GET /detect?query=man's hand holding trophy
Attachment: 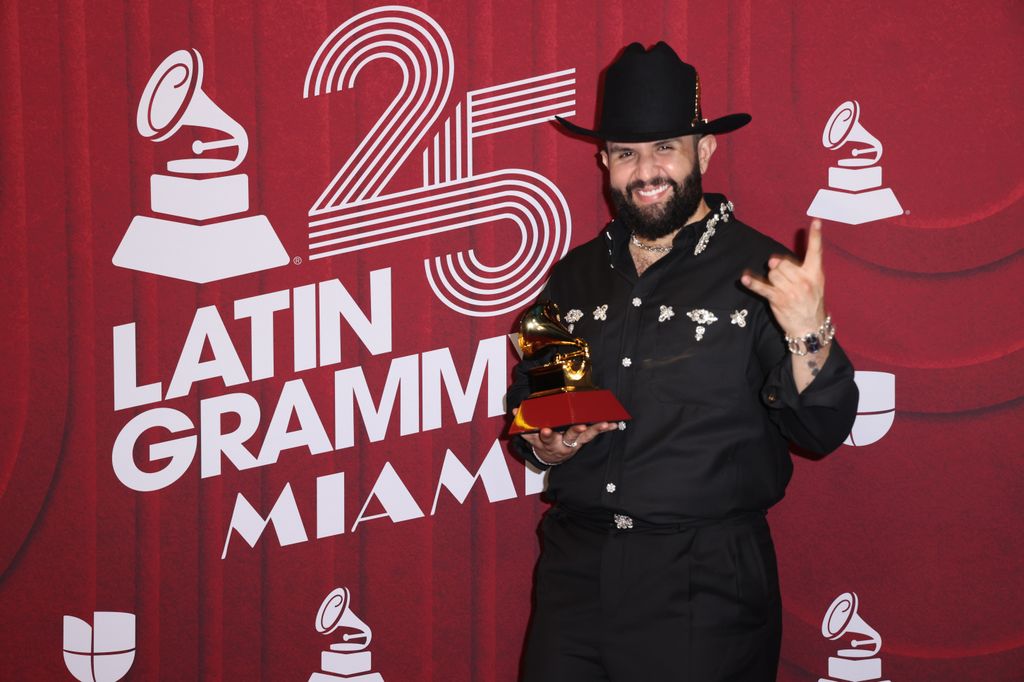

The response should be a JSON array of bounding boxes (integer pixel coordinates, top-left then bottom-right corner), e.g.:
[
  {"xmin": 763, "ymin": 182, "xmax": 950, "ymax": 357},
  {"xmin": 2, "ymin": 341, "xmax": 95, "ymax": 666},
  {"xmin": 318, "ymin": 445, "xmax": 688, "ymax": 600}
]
[{"xmin": 510, "ymin": 301, "xmax": 629, "ymax": 465}]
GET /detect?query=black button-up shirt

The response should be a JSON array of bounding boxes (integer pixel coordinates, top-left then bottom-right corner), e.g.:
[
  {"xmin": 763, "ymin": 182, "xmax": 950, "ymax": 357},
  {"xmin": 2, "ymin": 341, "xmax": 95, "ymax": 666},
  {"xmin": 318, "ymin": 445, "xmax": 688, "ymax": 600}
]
[{"xmin": 506, "ymin": 195, "xmax": 859, "ymax": 523}]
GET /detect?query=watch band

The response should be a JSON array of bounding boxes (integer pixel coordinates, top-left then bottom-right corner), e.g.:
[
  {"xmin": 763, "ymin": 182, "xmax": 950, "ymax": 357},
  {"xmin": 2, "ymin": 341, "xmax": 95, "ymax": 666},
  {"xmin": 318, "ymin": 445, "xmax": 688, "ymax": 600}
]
[{"xmin": 785, "ymin": 315, "xmax": 835, "ymax": 356}]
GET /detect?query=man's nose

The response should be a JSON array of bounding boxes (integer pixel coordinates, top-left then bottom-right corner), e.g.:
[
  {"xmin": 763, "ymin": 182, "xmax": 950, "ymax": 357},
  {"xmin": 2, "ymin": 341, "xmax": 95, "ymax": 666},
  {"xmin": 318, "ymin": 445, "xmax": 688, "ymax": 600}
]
[{"xmin": 634, "ymin": 150, "xmax": 659, "ymax": 183}]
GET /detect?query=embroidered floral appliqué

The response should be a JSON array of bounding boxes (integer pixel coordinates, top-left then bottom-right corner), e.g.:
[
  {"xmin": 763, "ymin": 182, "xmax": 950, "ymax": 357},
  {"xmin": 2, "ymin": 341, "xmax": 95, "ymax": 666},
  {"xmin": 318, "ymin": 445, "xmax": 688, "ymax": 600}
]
[
  {"xmin": 687, "ymin": 308, "xmax": 718, "ymax": 341},
  {"xmin": 593, "ymin": 304, "xmax": 608, "ymax": 321},
  {"xmin": 564, "ymin": 308, "xmax": 583, "ymax": 324},
  {"xmin": 658, "ymin": 305, "xmax": 675, "ymax": 323},
  {"xmin": 730, "ymin": 309, "xmax": 748, "ymax": 328},
  {"xmin": 687, "ymin": 308, "xmax": 718, "ymax": 325}
]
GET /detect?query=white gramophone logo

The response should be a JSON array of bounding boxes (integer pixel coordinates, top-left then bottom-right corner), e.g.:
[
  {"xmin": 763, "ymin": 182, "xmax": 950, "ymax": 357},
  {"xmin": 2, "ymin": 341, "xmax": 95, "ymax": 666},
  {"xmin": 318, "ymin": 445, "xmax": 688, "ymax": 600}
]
[
  {"xmin": 62, "ymin": 611, "xmax": 136, "ymax": 682},
  {"xmin": 807, "ymin": 101, "xmax": 903, "ymax": 225},
  {"xmin": 844, "ymin": 371, "xmax": 896, "ymax": 447},
  {"xmin": 819, "ymin": 592, "xmax": 890, "ymax": 682},
  {"xmin": 309, "ymin": 587, "xmax": 384, "ymax": 682},
  {"xmin": 113, "ymin": 48, "xmax": 289, "ymax": 283}
]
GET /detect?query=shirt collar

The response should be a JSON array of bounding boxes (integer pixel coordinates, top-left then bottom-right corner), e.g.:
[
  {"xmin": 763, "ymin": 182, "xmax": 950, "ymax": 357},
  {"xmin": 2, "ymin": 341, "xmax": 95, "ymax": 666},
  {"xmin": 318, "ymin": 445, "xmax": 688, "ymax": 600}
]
[{"xmin": 604, "ymin": 193, "xmax": 732, "ymax": 259}]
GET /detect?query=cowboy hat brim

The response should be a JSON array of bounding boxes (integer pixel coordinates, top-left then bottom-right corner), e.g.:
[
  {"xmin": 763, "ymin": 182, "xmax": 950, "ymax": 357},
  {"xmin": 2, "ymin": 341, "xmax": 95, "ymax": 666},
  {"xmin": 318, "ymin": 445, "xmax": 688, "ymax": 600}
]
[{"xmin": 554, "ymin": 113, "xmax": 751, "ymax": 142}]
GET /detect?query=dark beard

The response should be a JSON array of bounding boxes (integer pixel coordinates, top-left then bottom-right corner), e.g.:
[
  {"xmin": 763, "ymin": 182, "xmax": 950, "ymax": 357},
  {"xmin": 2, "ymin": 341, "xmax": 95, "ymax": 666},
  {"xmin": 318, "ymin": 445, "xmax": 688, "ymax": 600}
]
[{"xmin": 610, "ymin": 164, "xmax": 703, "ymax": 240}]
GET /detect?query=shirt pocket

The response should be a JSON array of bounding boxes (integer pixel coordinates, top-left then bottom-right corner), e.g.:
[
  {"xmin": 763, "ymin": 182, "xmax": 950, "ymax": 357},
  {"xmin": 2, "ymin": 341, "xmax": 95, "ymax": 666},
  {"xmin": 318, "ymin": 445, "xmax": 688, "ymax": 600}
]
[{"xmin": 649, "ymin": 306, "xmax": 749, "ymax": 403}]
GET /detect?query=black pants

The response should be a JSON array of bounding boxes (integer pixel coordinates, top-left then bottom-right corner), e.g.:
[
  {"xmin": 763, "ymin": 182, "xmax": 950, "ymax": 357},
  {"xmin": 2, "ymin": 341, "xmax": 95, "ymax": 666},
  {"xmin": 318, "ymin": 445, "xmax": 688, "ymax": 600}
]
[{"xmin": 521, "ymin": 508, "xmax": 782, "ymax": 682}]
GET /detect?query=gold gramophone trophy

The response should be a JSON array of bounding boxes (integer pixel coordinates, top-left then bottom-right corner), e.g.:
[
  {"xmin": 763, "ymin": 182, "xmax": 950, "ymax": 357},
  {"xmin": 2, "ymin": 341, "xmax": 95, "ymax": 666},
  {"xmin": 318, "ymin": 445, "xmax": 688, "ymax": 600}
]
[{"xmin": 509, "ymin": 301, "xmax": 630, "ymax": 434}]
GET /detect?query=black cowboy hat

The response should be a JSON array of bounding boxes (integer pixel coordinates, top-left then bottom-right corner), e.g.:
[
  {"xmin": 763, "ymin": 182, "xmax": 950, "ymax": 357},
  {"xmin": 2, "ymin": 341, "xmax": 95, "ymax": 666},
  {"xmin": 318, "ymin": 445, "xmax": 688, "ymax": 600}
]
[{"xmin": 555, "ymin": 42, "xmax": 750, "ymax": 142}]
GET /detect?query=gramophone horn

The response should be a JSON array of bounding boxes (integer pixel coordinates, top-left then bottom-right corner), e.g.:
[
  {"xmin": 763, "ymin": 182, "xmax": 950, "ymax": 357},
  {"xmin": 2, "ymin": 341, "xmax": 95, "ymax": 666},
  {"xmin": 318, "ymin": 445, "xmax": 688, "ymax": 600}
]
[
  {"xmin": 136, "ymin": 48, "xmax": 248, "ymax": 174},
  {"xmin": 821, "ymin": 592, "xmax": 882, "ymax": 658},
  {"xmin": 822, "ymin": 100, "xmax": 883, "ymax": 168},
  {"xmin": 315, "ymin": 587, "xmax": 373, "ymax": 651},
  {"xmin": 519, "ymin": 301, "xmax": 588, "ymax": 358}
]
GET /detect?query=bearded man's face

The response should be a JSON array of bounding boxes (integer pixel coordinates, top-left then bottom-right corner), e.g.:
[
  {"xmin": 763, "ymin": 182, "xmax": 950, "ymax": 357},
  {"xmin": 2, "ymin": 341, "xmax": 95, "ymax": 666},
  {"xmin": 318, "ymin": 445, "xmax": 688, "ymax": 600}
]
[{"xmin": 603, "ymin": 136, "xmax": 704, "ymax": 240}]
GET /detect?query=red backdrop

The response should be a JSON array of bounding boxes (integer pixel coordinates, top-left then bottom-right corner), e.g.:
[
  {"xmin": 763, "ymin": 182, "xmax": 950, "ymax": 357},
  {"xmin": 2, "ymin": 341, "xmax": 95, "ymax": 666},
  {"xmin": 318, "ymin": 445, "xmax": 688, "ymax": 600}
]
[{"xmin": 1, "ymin": 1, "xmax": 1022, "ymax": 680}]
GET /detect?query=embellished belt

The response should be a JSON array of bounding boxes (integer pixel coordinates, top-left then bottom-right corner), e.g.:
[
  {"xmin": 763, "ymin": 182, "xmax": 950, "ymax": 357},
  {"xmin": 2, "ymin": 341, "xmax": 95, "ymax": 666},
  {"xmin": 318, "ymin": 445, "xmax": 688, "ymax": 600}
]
[{"xmin": 551, "ymin": 505, "xmax": 766, "ymax": 534}]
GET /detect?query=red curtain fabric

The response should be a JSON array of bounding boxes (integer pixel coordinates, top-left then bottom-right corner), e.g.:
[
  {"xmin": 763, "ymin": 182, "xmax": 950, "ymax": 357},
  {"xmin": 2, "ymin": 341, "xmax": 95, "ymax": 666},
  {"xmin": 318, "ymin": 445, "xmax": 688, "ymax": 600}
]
[{"xmin": 1, "ymin": 1, "xmax": 1021, "ymax": 680}]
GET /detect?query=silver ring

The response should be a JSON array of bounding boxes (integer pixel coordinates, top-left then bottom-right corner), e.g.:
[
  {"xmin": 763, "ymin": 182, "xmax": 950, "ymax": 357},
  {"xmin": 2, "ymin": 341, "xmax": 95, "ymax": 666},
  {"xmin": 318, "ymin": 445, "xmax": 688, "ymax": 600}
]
[{"xmin": 561, "ymin": 438, "xmax": 579, "ymax": 449}]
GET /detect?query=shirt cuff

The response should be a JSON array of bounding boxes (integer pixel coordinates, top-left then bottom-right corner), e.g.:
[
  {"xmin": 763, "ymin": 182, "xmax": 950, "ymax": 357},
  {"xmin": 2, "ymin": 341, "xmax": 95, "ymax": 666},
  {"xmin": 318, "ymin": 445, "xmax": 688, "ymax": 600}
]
[{"xmin": 761, "ymin": 339, "xmax": 856, "ymax": 411}]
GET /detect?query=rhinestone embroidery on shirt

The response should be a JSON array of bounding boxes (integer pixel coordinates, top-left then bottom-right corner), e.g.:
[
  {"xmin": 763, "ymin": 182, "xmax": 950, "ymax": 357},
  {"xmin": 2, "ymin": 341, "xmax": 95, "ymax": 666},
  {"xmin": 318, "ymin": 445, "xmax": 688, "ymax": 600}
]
[
  {"xmin": 658, "ymin": 305, "xmax": 675, "ymax": 322},
  {"xmin": 694, "ymin": 200, "xmax": 734, "ymax": 256},
  {"xmin": 606, "ymin": 483, "xmax": 616, "ymax": 493},
  {"xmin": 730, "ymin": 309, "xmax": 748, "ymax": 327},
  {"xmin": 593, "ymin": 304, "xmax": 608, "ymax": 321},
  {"xmin": 687, "ymin": 309, "xmax": 718, "ymax": 341},
  {"xmin": 632, "ymin": 297, "xmax": 642, "ymax": 307},
  {"xmin": 687, "ymin": 309, "xmax": 718, "ymax": 324},
  {"xmin": 564, "ymin": 309, "xmax": 583, "ymax": 324},
  {"xmin": 622, "ymin": 357, "xmax": 632, "ymax": 367}
]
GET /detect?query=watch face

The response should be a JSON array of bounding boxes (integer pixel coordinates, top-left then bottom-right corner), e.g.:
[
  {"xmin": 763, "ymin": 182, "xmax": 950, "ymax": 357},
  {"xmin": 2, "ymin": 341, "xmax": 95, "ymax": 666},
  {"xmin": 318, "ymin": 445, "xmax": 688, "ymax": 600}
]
[{"xmin": 805, "ymin": 334, "xmax": 822, "ymax": 354}]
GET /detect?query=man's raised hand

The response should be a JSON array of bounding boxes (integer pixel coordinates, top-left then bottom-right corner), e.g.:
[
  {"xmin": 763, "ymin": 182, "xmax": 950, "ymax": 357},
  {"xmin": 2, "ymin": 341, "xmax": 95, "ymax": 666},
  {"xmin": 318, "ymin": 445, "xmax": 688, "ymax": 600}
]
[{"xmin": 740, "ymin": 219, "xmax": 827, "ymax": 337}]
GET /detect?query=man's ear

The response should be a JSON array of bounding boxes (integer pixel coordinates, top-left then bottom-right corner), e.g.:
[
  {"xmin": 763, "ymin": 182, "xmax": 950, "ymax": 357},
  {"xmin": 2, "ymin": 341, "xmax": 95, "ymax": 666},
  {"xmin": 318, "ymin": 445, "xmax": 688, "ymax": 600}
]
[
  {"xmin": 600, "ymin": 148, "xmax": 609, "ymax": 169},
  {"xmin": 697, "ymin": 134, "xmax": 717, "ymax": 174}
]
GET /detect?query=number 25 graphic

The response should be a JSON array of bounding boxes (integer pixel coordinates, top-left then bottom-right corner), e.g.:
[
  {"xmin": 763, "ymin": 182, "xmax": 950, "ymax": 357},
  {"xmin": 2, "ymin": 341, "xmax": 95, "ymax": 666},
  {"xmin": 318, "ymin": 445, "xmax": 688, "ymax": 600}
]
[{"xmin": 304, "ymin": 5, "xmax": 575, "ymax": 317}]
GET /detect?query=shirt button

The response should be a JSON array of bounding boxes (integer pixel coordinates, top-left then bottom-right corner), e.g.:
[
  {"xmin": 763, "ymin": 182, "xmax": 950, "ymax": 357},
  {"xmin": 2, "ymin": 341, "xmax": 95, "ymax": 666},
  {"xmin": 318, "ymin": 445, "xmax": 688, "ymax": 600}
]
[
  {"xmin": 766, "ymin": 391, "xmax": 778, "ymax": 403},
  {"xmin": 618, "ymin": 421, "xmax": 627, "ymax": 430},
  {"xmin": 606, "ymin": 483, "xmax": 616, "ymax": 493},
  {"xmin": 621, "ymin": 357, "xmax": 632, "ymax": 367},
  {"xmin": 632, "ymin": 297, "xmax": 642, "ymax": 307}
]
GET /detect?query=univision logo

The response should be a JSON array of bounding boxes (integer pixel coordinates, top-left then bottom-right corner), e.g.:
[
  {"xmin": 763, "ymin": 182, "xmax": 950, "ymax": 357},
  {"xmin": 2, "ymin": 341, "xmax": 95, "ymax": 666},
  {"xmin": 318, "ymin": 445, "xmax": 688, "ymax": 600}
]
[
  {"xmin": 844, "ymin": 371, "xmax": 896, "ymax": 447},
  {"xmin": 63, "ymin": 612, "xmax": 136, "ymax": 682}
]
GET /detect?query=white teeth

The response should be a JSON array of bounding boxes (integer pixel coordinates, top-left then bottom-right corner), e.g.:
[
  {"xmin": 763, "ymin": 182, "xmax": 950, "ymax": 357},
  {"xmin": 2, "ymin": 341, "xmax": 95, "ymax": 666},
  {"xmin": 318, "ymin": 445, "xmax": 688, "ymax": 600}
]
[{"xmin": 637, "ymin": 184, "xmax": 669, "ymax": 198}]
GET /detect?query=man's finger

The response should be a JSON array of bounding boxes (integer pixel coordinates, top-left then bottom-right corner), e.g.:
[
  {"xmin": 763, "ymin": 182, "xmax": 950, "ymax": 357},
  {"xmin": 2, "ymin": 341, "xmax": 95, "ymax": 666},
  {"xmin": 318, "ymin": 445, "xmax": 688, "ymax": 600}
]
[
  {"xmin": 768, "ymin": 260, "xmax": 800, "ymax": 286},
  {"xmin": 772, "ymin": 256, "xmax": 802, "ymax": 275},
  {"xmin": 803, "ymin": 220, "xmax": 823, "ymax": 272},
  {"xmin": 579, "ymin": 421, "xmax": 614, "ymax": 442},
  {"xmin": 768, "ymin": 254, "xmax": 800, "ymax": 270},
  {"xmin": 740, "ymin": 271, "xmax": 776, "ymax": 301},
  {"xmin": 537, "ymin": 427, "xmax": 558, "ymax": 445},
  {"xmin": 526, "ymin": 421, "xmax": 609, "ymax": 449}
]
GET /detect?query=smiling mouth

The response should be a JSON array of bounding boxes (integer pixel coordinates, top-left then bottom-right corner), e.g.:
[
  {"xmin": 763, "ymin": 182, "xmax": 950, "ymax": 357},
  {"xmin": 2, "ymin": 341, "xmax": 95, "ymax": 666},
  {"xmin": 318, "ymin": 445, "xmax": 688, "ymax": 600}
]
[{"xmin": 634, "ymin": 184, "xmax": 670, "ymax": 200}]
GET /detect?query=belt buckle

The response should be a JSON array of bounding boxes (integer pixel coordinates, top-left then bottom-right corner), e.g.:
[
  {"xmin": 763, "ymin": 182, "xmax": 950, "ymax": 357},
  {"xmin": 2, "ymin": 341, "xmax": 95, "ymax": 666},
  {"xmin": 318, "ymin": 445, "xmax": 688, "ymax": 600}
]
[{"xmin": 613, "ymin": 514, "xmax": 634, "ymax": 530}]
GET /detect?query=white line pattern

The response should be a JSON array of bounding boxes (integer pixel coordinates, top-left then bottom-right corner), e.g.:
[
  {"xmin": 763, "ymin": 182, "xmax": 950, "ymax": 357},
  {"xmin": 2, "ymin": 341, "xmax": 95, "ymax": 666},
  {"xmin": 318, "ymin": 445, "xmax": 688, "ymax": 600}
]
[{"xmin": 304, "ymin": 5, "xmax": 575, "ymax": 317}]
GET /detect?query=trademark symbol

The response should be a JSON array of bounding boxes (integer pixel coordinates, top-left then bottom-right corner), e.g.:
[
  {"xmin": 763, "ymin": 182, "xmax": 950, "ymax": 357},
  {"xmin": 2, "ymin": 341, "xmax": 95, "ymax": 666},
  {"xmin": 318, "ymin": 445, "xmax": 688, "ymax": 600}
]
[{"xmin": 293, "ymin": 256, "xmax": 303, "ymax": 265}]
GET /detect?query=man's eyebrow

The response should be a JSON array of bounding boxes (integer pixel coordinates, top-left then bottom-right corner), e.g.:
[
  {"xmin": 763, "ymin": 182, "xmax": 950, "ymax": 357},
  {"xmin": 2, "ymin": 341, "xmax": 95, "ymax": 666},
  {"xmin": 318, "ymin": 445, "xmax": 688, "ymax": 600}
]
[{"xmin": 608, "ymin": 139, "xmax": 678, "ymax": 153}]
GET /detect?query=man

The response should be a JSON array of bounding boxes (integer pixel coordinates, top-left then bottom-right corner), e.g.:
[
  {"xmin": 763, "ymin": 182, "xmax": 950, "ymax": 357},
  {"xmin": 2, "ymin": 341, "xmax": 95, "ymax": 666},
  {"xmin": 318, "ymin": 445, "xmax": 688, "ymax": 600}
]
[{"xmin": 506, "ymin": 42, "xmax": 859, "ymax": 681}]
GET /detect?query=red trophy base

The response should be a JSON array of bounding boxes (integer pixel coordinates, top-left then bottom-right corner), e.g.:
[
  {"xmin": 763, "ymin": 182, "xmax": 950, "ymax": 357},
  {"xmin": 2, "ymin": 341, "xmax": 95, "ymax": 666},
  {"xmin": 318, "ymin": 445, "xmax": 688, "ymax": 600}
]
[{"xmin": 509, "ymin": 389, "xmax": 631, "ymax": 435}]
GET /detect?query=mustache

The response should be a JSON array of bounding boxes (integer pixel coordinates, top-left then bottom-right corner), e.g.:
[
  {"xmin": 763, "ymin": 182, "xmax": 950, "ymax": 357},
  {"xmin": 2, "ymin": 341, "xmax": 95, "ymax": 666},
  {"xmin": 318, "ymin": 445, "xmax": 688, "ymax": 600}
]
[{"xmin": 626, "ymin": 177, "xmax": 679, "ymax": 194}]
